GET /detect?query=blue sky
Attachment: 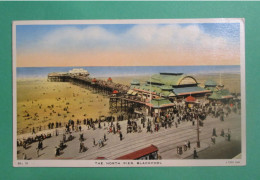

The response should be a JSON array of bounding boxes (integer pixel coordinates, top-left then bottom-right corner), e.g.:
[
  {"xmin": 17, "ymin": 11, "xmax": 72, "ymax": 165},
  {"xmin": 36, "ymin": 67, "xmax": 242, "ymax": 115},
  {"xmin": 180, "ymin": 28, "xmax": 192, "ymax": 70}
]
[
  {"xmin": 16, "ymin": 23, "xmax": 240, "ymax": 48},
  {"xmin": 15, "ymin": 22, "xmax": 241, "ymax": 67}
]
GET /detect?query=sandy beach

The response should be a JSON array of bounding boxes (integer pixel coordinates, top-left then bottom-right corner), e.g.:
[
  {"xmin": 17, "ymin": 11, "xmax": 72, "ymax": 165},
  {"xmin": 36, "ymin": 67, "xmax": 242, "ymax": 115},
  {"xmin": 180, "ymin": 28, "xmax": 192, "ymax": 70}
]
[{"xmin": 17, "ymin": 78, "xmax": 110, "ymax": 135}]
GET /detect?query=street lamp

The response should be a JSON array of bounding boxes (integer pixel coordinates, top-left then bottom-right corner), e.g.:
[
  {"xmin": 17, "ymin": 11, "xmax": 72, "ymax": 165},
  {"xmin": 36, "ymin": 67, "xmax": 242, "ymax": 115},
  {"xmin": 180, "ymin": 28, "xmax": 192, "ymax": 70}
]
[{"xmin": 197, "ymin": 114, "xmax": 200, "ymax": 148}]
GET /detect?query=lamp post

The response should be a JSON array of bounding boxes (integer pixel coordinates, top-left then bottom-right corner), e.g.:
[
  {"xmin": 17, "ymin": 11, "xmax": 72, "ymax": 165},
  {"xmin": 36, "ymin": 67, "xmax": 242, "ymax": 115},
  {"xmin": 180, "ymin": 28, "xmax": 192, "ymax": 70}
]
[{"xmin": 197, "ymin": 113, "xmax": 200, "ymax": 148}]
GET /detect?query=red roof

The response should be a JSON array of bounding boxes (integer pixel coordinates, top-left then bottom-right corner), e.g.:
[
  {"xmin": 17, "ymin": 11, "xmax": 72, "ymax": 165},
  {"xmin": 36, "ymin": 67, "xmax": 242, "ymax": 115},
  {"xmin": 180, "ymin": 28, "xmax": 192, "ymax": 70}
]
[
  {"xmin": 185, "ymin": 95, "xmax": 196, "ymax": 102},
  {"xmin": 92, "ymin": 78, "xmax": 97, "ymax": 82},
  {"xmin": 113, "ymin": 90, "xmax": 119, "ymax": 94},
  {"xmin": 107, "ymin": 77, "xmax": 112, "ymax": 81},
  {"xmin": 115, "ymin": 145, "xmax": 158, "ymax": 160},
  {"xmin": 95, "ymin": 157, "xmax": 106, "ymax": 160}
]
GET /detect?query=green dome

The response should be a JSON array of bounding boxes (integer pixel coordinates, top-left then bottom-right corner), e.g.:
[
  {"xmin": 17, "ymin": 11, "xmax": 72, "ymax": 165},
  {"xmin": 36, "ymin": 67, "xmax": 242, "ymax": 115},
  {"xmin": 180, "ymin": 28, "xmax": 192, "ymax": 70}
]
[
  {"xmin": 205, "ymin": 80, "xmax": 217, "ymax": 87},
  {"xmin": 131, "ymin": 79, "xmax": 140, "ymax": 85},
  {"xmin": 160, "ymin": 85, "xmax": 173, "ymax": 90}
]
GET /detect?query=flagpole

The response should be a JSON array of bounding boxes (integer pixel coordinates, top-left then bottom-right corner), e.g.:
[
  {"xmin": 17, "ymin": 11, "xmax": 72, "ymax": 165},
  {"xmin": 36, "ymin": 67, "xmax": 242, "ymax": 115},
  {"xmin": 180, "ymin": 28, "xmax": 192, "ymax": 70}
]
[{"xmin": 150, "ymin": 75, "xmax": 152, "ymax": 117}]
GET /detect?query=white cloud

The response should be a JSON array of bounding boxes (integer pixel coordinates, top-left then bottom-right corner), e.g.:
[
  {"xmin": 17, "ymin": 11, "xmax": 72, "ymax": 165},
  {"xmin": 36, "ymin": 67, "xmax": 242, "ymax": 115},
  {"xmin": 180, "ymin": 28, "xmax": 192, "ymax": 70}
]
[{"xmin": 20, "ymin": 24, "xmax": 239, "ymax": 54}]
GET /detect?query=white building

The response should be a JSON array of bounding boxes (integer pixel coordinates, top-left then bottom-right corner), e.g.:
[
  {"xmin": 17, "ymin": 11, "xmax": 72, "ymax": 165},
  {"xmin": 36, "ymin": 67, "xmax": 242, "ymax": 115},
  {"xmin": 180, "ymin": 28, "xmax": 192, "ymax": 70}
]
[{"xmin": 69, "ymin": 68, "xmax": 89, "ymax": 76}]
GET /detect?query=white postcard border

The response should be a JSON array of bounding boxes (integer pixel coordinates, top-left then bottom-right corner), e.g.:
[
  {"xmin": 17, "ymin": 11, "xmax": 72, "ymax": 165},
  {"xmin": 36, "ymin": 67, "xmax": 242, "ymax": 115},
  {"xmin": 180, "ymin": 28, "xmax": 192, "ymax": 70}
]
[{"xmin": 12, "ymin": 18, "xmax": 246, "ymax": 167}]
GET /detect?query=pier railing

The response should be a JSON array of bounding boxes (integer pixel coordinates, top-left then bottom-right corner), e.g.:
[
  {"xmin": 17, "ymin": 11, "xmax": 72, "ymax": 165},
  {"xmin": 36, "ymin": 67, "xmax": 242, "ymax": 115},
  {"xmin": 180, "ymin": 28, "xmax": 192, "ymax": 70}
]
[{"xmin": 47, "ymin": 73, "xmax": 130, "ymax": 94}]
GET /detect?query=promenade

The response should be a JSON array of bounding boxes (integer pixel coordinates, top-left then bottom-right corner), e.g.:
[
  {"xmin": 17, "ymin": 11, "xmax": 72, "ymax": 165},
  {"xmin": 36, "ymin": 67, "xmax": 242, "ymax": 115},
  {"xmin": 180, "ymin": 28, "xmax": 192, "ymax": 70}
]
[{"xmin": 17, "ymin": 112, "xmax": 241, "ymax": 160}]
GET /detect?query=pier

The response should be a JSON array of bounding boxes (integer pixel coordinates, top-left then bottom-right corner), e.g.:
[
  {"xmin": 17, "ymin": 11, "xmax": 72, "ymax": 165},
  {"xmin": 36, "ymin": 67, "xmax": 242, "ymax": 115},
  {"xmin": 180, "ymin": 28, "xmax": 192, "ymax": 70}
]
[
  {"xmin": 47, "ymin": 69, "xmax": 139, "ymax": 114},
  {"xmin": 48, "ymin": 71, "xmax": 129, "ymax": 95},
  {"xmin": 47, "ymin": 72, "xmax": 149, "ymax": 115}
]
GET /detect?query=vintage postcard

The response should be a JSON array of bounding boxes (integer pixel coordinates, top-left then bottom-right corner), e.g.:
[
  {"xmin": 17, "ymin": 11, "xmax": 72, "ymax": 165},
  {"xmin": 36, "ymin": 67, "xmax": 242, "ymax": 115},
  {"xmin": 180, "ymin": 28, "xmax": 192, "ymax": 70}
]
[{"xmin": 13, "ymin": 19, "xmax": 246, "ymax": 167}]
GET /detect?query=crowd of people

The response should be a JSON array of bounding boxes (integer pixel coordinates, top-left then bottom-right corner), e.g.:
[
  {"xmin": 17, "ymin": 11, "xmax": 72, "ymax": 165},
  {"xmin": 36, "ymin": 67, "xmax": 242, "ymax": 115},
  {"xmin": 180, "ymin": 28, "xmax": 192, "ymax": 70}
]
[{"xmin": 18, "ymin": 98, "xmax": 240, "ymax": 160}]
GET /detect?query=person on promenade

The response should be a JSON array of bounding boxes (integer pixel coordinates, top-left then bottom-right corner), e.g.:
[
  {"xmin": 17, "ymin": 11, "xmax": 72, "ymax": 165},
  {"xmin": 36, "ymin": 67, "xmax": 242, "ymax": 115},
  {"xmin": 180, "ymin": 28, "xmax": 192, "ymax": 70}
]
[
  {"xmin": 36, "ymin": 147, "xmax": 40, "ymax": 157},
  {"xmin": 227, "ymin": 132, "xmax": 231, "ymax": 141},
  {"xmin": 221, "ymin": 129, "xmax": 225, "ymax": 137},
  {"xmin": 79, "ymin": 142, "xmax": 83, "ymax": 153},
  {"xmin": 228, "ymin": 133, "xmax": 231, "ymax": 141},
  {"xmin": 184, "ymin": 141, "xmax": 188, "ymax": 151},
  {"xmin": 63, "ymin": 134, "xmax": 66, "ymax": 143},
  {"xmin": 79, "ymin": 133, "xmax": 84, "ymax": 141},
  {"xmin": 68, "ymin": 132, "xmax": 73, "ymax": 141},
  {"xmin": 23, "ymin": 153, "xmax": 27, "ymax": 160},
  {"xmin": 38, "ymin": 140, "xmax": 41, "ymax": 150},
  {"xmin": 211, "ymin": 136, "xmax": 216, "ymax": 144},
  {"xmin": 104, "ymin": 133, "xmax": 106, "ymax": 141},
  {"xmin": 193, "ymin": 148, "xmax": 198, "ymax": 159},
  {"xmin": 93, "ymin": 138, "xmax": 96, "ymax": 147},
  {"xmin": 98, "ymin": 139, "xmax": 102, "ymax": 148},
  {"xmin": 119, "ymin": 132, "xmax": 123, "ymax": 141},
  {"xmin": 79, "ymin": 125, "xmax": 82, "ymax": 132},
  {"xmin": 55, "ymin": 147, "xmax": 60, "ymax": 157},
  {"xmin": 212, "ymin": 128, "xmax": 217, "ymax": 137},
  {"xmin": 187, "ymin": 140, "xmax": 191, "ymax": 149},
  {"xmin": 113, "ymin": 126, "xmax": 116, "ymax": 134}
]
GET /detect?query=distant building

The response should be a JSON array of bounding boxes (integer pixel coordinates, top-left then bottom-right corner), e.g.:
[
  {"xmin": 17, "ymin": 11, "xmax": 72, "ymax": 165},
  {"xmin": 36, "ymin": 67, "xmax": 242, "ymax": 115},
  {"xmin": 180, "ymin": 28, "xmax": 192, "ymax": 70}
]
[
  {"xmin": 204, "ymin": 80, "xmax": 218, "ymax": 91},
  {"xmin": 68, "ymin": 68, "xmax": 89, "ymax": 76},
  {"xmin": 208, "ymin": 89, "xmax": 233, "ymax": 102},
  {"xmin": 47, "ymin": 72, "xmax": 70, "ymax": 82},
  {"xmin": 48, "ymin": 68, "xmax": 89, "ymax": 82},
  {"xmin": 204, "ymin": 79, "xmax": 233, "ymax": 102}
]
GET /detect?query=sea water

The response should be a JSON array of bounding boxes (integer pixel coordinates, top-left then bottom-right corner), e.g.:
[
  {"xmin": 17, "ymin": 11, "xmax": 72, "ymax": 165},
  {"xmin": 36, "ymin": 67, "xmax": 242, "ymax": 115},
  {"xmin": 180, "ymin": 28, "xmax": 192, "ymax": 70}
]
[{"xmin": 16, "ymin": 65, "xmax": 240, "ymax": 78}]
